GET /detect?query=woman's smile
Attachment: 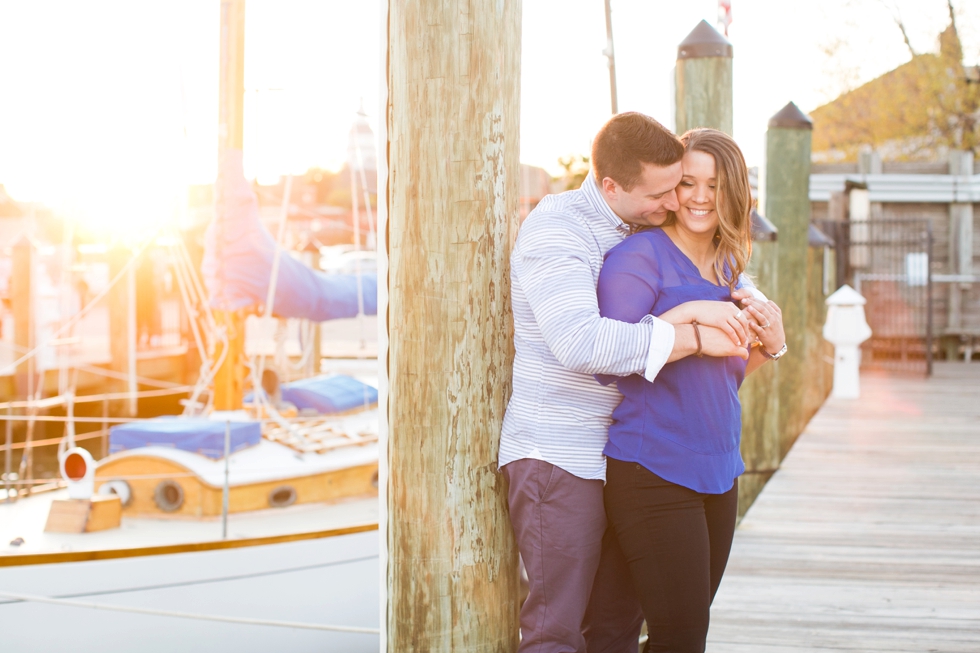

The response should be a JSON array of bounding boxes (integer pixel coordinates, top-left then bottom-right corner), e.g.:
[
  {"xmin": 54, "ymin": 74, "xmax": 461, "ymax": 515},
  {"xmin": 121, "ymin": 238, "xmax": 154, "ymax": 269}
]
[{"xmin": 674, "ymin": 149, "xmax": 720, "ymax": 234}]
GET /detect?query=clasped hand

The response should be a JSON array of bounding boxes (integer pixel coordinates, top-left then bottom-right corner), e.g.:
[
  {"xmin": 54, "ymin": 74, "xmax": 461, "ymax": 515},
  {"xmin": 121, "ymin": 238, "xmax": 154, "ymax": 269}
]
[{"xmin": 659, "ymin": 288, "xmax": 786, "ymax": 360}]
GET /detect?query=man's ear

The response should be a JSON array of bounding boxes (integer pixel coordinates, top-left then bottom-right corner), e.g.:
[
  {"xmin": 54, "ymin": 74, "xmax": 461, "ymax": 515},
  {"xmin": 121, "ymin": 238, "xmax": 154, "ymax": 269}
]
[{"xmin": 601, "ymin": 177, "xmax": 618, "ymax": 199}]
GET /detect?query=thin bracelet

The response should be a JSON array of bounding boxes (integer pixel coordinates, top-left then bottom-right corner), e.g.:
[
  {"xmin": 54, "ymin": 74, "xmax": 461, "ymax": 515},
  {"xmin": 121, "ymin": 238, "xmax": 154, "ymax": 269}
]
[{"xmin": 691, "ymin": 321, "xmax": 703, "ymax": 358}]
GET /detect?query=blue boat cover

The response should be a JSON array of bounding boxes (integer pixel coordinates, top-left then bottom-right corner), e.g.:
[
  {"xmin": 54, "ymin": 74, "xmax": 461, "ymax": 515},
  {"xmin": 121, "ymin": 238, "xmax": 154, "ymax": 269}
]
[
  {"xmin": 246, "ymin": 374, "xmax": 379, "ymax": 415},
  {"xmin": 109, "ymin": 418, "xmax": 262, "ymax": 460},
  {"xmin": 202, "ymin": 150, "xmax": 377, "ymax": 321},
  {"xmin": 282, "ymin": 375, "xmax": 379, "ymax": 414}
]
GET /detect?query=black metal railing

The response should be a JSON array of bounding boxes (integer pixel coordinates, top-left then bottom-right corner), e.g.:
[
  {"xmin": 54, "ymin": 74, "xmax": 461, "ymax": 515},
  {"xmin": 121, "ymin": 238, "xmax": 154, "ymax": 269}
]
[{"xmin": 815, "ymin": 218, "xmax": 933, "ymax": 376}]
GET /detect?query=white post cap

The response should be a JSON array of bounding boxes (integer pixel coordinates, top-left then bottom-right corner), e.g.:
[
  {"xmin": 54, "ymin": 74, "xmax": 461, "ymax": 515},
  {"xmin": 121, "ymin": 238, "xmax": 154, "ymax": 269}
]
[{"xmin": 826, "ymin": 284, "xmax": 867, "ymax": 306}]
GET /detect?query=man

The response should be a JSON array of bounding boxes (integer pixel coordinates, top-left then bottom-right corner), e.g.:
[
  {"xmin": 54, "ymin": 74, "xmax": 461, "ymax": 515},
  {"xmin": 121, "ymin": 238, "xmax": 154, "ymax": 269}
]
[{"xmin": 499, "ymin": 112, "xmax": 752, "ymax": 652}]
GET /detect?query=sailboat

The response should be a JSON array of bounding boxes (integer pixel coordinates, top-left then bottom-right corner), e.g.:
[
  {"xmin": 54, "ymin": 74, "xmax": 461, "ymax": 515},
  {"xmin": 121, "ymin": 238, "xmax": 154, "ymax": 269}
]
[{"xmin": 0, "ymin": 110, "xmax": 384, "ymax": 651}]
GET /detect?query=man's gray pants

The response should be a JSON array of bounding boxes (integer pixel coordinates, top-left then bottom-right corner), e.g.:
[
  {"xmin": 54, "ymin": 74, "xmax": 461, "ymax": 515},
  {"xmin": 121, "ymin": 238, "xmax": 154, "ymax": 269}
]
[{"xmin": 502, "ymin": 458, "xmax": 643, "ymax": 653}]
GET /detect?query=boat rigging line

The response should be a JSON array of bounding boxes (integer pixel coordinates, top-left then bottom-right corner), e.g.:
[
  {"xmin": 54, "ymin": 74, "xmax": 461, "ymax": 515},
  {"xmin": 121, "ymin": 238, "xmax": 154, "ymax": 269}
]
[{"xmin": 0, "ymin": 590, "xmax": 380, "ymax": 635}]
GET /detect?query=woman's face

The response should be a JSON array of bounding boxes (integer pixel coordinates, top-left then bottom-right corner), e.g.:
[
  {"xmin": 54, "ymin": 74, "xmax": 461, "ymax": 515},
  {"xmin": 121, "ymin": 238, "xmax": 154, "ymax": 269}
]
[{"xmin": 675, "ymin": 149, "xmax": 719, "ymax": 236}]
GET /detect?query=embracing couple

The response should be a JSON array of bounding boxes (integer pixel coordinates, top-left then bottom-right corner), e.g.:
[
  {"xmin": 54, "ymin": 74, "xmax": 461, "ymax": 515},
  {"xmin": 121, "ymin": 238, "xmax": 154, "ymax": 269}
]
[{"xmin": 499, "ymin": 112, "xmax": 787, "ymax": 653}]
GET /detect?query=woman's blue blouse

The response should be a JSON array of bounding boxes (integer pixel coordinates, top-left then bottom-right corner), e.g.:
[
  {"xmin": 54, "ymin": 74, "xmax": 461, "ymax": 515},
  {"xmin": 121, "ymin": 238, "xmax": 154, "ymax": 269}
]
[{"xmin": 596, "ymin": 228, "xmax": 747, "ymax": 494}]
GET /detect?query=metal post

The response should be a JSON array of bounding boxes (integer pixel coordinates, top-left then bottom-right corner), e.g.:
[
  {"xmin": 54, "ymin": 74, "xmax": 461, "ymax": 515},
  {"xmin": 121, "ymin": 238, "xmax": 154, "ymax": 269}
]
[
  {"xmin": 101, "ymin": 398, "xmax": 109, "ymax": 459},
  {"xmin": 4, "ymin": 407, "xmax": 11, "ymax": 503},
  {"xmin": 927, "ymin": 222, "xmax": 934, "ymax": 377},
  {"xmin": 21, "ymin": 400, "xmax": 35, "ymax": 498},
  {"xmin": 222, "ymin": 420, "xmax": 230, "ymax": 539},
  {"xmin": 126, "ymin": 261, "xmax": 138, "ymax": 417},
  {"xmin": 350, "ymin": 148, "xmax": 366, "ymax": 351},
  {"xmin": 603, "ymin": 0, "xmax": 618, "ymax": 115}
]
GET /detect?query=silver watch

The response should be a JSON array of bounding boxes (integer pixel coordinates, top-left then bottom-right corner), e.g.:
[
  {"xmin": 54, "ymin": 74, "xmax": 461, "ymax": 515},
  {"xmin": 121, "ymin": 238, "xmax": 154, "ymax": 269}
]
[{"xmin": 761, "ymin": 342, "xmax": 787, "ymax": 360}]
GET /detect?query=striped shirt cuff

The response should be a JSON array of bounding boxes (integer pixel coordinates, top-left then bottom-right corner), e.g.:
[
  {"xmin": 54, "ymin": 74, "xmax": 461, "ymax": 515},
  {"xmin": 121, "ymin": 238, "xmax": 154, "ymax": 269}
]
[{"xmin": 642, "ymin": 316, "xmax": 675, "ymax": 383}]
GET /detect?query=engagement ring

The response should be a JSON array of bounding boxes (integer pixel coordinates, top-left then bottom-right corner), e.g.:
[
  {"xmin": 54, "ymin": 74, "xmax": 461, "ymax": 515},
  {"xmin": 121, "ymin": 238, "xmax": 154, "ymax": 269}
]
[{"xmin": 761, "ymin": 320, "xmax": 771, "ymax": 329}]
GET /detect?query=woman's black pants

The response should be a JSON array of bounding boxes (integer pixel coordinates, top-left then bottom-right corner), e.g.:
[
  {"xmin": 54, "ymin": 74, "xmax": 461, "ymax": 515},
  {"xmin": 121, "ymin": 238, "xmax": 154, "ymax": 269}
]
[{"xmin": 604, "ymin": 458, "xmax": 739, "ymax": 653}]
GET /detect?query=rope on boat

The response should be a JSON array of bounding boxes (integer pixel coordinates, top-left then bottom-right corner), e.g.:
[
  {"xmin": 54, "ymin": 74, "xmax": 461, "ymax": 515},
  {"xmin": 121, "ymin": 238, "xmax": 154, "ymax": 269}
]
[
  {"xmin": 0, "ymin": 386, "xmax": 195, "ymax": 411},
  {"xmin": 2, "ymin": 428, "xmax": 106, "ymax": 451},
  {"xmin": 0, "ymin": 554, "xmax": 378, "ymax": 603},
  {"xmin": 0, "ymin": 590, "xmax": 380, "ymax": 635}
]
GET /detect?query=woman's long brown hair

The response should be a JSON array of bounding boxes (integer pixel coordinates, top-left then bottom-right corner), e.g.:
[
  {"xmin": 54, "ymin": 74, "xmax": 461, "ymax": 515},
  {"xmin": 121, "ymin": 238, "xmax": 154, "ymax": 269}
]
[{"xmin": 663, "ymin": 128, "xmax": 753, "ymax": 291}]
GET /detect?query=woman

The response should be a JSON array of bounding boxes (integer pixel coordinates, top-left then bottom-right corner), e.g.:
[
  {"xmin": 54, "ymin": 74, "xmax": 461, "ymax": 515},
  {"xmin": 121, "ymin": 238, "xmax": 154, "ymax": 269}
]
[{"xmin": 596, "ymin": 128, "xmax": 786, "ymax": 652}]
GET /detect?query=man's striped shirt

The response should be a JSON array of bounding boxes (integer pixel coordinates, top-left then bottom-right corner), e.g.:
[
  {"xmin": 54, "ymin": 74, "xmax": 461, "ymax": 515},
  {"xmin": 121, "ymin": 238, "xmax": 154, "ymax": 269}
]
[{"xmin": 499, "ymin": 174, "xmax": 674, "ymax": 481}]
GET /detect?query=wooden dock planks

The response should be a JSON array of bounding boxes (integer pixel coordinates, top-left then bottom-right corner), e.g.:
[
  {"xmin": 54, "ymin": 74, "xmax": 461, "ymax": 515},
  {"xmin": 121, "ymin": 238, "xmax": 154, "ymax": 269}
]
[{"xmin": 708, "ymin": 363, "xmax": 980, "ymax": 652}]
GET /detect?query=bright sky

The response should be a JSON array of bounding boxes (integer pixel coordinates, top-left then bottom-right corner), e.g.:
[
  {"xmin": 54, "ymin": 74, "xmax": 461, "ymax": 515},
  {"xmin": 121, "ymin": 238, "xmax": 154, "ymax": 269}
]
[{"xmin": 0, "ymin": 0, "xmax": 977, "ymax": 233}]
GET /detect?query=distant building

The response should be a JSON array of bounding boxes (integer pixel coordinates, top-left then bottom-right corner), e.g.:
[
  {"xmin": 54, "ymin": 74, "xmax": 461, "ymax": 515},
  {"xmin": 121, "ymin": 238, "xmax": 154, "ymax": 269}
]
[{"xmin": 802, "ymin": 15, "xmax": 979, "ymax": 360}]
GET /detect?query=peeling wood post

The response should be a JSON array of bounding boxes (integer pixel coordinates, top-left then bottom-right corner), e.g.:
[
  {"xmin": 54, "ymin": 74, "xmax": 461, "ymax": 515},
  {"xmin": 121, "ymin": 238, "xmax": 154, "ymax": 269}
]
[
  {"xmin": 212, "ymin": 0, "xmax": 247, "ymax": 411},
  {"xmin": 675, "ymin": 20, "xmax": 733, "ymax": 135},
  {"xmin": 765, "ymin": 102, "xmax": 813, "ymax": 457},
  {"xmin": 383, "ymin": 0, "xmax": 522, "ymax": 650}
]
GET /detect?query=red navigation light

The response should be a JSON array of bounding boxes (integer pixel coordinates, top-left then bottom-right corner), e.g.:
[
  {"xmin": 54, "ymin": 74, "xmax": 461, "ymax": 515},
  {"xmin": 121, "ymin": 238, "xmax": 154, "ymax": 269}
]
[{"xmin": 64, "ymin": 452, "xmax": 88, "ymax": 481}]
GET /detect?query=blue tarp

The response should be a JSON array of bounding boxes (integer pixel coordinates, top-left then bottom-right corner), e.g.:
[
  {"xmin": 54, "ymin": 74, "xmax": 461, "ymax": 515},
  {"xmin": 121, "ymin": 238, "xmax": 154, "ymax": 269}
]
[
  {"xmin": 109, "ymin": 418, "xmax": 262, "ymax": 460},
  {"xmin": 246, "ymin": 374, "xmax": 379, "ymax": 415},
  {"xmin": 202, "ymin": 150, "xmax": 377, "ymax": 321}
]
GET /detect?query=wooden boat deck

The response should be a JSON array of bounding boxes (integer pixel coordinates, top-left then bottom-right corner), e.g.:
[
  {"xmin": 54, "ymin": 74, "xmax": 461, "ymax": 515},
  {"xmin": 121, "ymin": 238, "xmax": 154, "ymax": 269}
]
[{"xmin": 709, "ymin": 362, "xmax": 980, "ymax": 652}]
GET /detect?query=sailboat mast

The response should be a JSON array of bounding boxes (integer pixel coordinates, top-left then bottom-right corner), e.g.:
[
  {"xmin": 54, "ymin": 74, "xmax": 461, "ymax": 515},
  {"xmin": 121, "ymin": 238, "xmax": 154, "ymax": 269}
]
[
  {"xmin": 604, "ymin": 0, "xmax": 618, "ymax": 114},
  {"xmin": 213, "ymin": 0, "xmax": 247, "ymax": 411},
  {"xmin": 218, "ymin": 0, "xmax": 245, "ymax": 154}
]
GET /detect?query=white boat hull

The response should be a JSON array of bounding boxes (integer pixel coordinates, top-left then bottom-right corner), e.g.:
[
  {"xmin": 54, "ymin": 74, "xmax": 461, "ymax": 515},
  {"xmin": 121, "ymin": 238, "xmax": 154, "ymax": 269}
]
[{"xmin": 0, "ymin": 530, "xmax": 379, "ymax": 652}]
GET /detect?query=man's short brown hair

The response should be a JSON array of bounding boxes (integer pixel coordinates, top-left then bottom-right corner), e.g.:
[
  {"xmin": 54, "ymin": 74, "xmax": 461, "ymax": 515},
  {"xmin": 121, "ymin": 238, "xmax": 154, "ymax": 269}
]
[{"xmin": 591, "ymin": 112, "xmax": 685, "ymax": 191}]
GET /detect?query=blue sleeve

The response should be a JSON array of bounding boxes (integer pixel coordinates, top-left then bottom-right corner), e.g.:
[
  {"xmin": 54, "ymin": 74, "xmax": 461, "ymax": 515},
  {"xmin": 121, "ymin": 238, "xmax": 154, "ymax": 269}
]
[{"xmin": 595, "ymin": 235, "xmax": 662, "ymax": 385}]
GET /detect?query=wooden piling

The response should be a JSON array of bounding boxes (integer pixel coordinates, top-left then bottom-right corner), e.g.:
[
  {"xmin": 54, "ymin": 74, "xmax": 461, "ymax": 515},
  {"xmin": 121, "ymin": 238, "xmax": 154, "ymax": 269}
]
[
  {"xmin": 738, "ymin": 234, "xmax": 781, "ymax": 517},
  {"xmin": 675, "ymin": 20, "xmax": 733, "ymax": 136},
  {"xmin": 384, "ymin": 0, "xmax": 521, "ymax": 650},
  {"xmin": 673, "ymin": 20, "xmax": 775, "ymax": 515},
  {"xmin": 765, "ymin": 102, "xmax": 813, "ymax": 457}
]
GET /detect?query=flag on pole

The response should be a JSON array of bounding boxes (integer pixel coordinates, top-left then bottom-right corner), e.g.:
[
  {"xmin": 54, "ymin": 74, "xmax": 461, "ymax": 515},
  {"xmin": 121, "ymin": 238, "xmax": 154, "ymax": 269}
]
[{"xmin": 718, "ymin": 0, "xmax": 732, "ymax": 36}]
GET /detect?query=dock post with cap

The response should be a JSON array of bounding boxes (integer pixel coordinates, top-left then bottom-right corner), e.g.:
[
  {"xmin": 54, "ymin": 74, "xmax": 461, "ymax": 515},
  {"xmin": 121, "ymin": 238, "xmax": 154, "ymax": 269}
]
[
  {"xmin": 673, "ymin": 20, "xmax": 782, "ymax": 516},
  {"xmin": 674, "ymin": 20, "xmax": 733, "ymax": 135},
  {"xmin": 765, "ymin": 102, "xmax": 814, "ymax": 457}
]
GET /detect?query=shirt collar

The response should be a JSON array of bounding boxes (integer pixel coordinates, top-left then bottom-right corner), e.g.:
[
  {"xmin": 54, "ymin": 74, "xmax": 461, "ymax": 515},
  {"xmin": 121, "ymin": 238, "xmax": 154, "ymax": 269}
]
[{"xmin": 581, "ymin": 172, "xmax": 632, "ymax": 236}]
